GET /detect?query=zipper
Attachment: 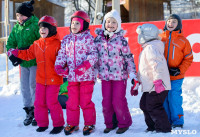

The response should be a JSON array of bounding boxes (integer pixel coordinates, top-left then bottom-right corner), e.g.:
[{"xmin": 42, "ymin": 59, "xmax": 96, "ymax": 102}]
[
  {"xmin": 166, "ymin": 32, "xmax": 172, "ymax": 65},
  {"xmin": 74, "ymin": 36, "xmax": 77, "ymax": 81},
  {"xmin": 44, "ymin": 39, "xmax": 47, "ymax": 85}
]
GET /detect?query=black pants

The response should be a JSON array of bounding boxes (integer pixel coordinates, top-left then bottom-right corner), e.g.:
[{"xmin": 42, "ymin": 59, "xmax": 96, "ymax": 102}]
[
  {"xmin": 140, "ymin": 91, "xmax": 171, "ymax": 132},
  {"xmin": 58, "ymin": 95, "xmax": 68, "ymax": 109}
]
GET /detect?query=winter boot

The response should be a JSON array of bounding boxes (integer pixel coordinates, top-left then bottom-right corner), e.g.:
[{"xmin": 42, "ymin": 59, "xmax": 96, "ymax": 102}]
[
  {"xmin": 172, "ymin": 124, "xmax": 183, "ymax": 128},
  {"xmin": 23, "ymin": 107, "xmax": 34, "ymax": 126},
  {"xmin": 145, "ymin": 127, "xmax": 155, "ymax": 132},
  {"xmin": 50, "ymin": 126, "xmax": 64, "ymax": 134},
  {"xmin": 83, "ymin": 125, "xmax": 95, "ymax": 136},
  {"xmin": 64, "ymin": 124, "xmax": 79, "ymax": 135},
  {"xmin": 116, "ymin": 127, "xmax": 129, "ymax": 134},
  {"xmin": 32, "ymin": 118, "xmax": 37, "ymax": 126},
  {"xmin": 104, "ymin": 113, "xmax": 118, "ymax": 133},
  {"xmin": 36, "ymin": 126, "xmax": 48, "ymax": 132}
]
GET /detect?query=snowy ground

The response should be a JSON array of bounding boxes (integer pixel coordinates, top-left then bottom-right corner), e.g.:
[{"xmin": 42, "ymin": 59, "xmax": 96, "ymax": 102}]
[{"xmin": 0, "ymin": 53, "xmax": 200, "ymax": 137}]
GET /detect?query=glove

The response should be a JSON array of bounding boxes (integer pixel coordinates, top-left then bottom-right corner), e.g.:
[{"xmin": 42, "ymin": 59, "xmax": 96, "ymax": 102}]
[
  {"xmin": 153, "ymin": 79, "xmax": 165, "ymax": 94},
  {"xmin": 9, "ymin": 54, "xmax": 22, "ymax": 66},
  {"xmin": 74, "ymin": 60, "xmax": 91, "ymax": 76},
  {"xmin": 55, "ymin": 65, "xmax": 69, "ymax": 77},
  {"xmin": 169, "ymin": 67, "xmax": 180, "ymax": 76},
  {"xmin": 130, "ymin": 79, "xmax": 139, "ymax": 96}
]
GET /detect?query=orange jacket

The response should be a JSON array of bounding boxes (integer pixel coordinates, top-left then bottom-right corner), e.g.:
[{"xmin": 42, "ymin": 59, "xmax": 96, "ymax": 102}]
[
  {"xmin": 18, "ymin": 34, "xmax": 63, "ymax": 85},
  {"xmin": 160, "ymin": 30, "xmax": 193, "ymax": 80}
]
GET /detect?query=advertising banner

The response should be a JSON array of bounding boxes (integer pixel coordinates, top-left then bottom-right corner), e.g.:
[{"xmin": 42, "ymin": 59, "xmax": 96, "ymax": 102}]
[{"xmin": 58, "ymin": 19, "xmax": 200, "ymax": 76}]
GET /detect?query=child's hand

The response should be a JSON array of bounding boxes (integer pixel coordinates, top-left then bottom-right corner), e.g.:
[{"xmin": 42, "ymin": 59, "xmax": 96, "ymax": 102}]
[
  {"xmin": 55, "ymin": 65, "xmax": 69, "ymax": 77},
  {"xmin": 74, "ymin": 60, "xmax": 91, "ymax": 76},
  {"xmin": 7, "ymin": 48, "xmax": 22, "ymax": 66},
  {"xmin": 153, "ymin": 79, "xmax": 165, "ymax": 93},
  {"xmin": 169, "ymin": 67, "xmax": 180, "ymax": 76},
  {"xmin": 130, "ymin": 79, "xmax": 139, "ymax": 96}
]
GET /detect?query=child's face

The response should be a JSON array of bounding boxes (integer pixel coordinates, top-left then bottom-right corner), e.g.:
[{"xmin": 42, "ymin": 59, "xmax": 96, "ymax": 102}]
[
  {"xmin": 39, "ymin": 27, "xmax": 49, "ymax": 38},
  {"xmin": 71, "ymin": 21, "xmax": 81, "ymax": 34},
  {"xmin": 105, "ymin": 17, "xmax": 118, "ymax": 32},
  {"xmin": 166, "ymin": 19, "xmax": 178, "ymax": 31},
  {"xmin": 16, "ymin": 13, "xmax": 28, "ymax": 24}
]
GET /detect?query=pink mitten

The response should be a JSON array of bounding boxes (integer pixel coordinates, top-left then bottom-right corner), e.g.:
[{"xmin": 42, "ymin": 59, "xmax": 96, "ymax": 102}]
[
  {"xmin": 55, "ymin": 65, "xmax": 69, "ymax": 77},
  {"xmin": 153, "ymin": 79, "xmax": 165, "ymax": 93},
  {"xmin": 7, "ymin": 49, "xmax": 18, "ymax": 57},
  {"xmin": 74, "ymin": 60, "xmax": 91, "ymax": 76},
  {"xmin": 130, "ymin": 79, "xmax": 139, "ymax": 96}
]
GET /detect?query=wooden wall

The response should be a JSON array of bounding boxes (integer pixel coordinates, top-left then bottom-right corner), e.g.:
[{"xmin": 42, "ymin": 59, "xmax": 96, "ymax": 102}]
[
  {"xmin": 104, "ymin": 0, "xmax": 165, "ymax": 23},
  {"xmin": 129, "ymin": 0, "xmax": 164, "ymax": 22},
  {"xmin": 11, "ymin": 0, "xmax": 64, "ymax": 26}
]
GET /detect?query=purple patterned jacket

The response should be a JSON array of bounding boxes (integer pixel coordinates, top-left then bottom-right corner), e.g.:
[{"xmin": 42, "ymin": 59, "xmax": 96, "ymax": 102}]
[{"xmin": 55, "ymin": 30, "xmax": 98, "ymax": 82}]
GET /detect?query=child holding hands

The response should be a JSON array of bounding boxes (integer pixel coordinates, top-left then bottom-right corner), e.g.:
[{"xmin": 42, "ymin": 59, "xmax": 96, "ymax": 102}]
[
  {"xmin": 55, "ymin": 10, "xmax": 98, "ymax": 136},
  {"xmin": 94, "ymin": 10, "xmax": 138, "ymax": 134},
  {"xmin": 8, "ymin": 16, "xmax": 65, "ymax": 134}
]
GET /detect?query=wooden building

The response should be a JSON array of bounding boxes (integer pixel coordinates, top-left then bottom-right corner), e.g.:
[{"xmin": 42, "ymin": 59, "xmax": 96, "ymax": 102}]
[
  {"xmin": 0, "ymin": 0, "xmax": 65, "ymax": 26},
  {"xmin": 104, "ymin": 0, "xmax": 174, "ymax": 23}
]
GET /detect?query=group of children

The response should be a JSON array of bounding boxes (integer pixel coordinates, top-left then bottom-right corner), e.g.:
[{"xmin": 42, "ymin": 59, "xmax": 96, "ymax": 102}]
[{"xmin": 6, "ymin": 0, "xmax": 193, "ymax": 135}]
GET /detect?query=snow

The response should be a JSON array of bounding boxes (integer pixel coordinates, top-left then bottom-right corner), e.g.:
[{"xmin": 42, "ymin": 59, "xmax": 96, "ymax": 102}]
[{"xmin": 0, "ymin": 53, "xmax": 200, "ymax": 137}]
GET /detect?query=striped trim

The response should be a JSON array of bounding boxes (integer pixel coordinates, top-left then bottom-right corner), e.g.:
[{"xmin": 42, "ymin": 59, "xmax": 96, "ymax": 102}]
[
  {"xmin": 185, "ymin": 50, "xmax": 193, "ymax": 58},
  {"xmin": 172, "ymin": 46, "xmax": 175, "ymax": 59}
]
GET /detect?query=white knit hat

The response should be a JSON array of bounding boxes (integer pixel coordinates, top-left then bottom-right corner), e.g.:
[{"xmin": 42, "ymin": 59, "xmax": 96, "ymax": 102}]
[
  {"xmin": 102, "ymin": 10, "xmax": 122, "ymax": 33},
  {"xmin": 136, "ymin": 24, "xmax": 162, "ymax": 44}
]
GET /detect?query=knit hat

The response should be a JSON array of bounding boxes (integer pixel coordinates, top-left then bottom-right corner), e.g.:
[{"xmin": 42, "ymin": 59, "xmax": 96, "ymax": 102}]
[
  {"xmin": 102, "ymin": 10, "xmax": 122, "ymax": 34},
  {"xmin": 72, "ymin": 17, "xmax": 84, "ymax": 32},
  {"xmin": 164, "ymin": 14, "xmax": 182, "ymax": 31},
  {"xmin": 39, "ymin": 22, "xmax": 57, "ymax": 38},
  {"xmin": 16, "ymin": 0, "xmax": 35, "ymax": 17},
  {"xmin": 136, "ymin": 24, "xmax": 162, "ymax": 45}
]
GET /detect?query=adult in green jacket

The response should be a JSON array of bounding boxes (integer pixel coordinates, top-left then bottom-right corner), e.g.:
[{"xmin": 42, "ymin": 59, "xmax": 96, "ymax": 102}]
[{"xmin": 6, "ymin": 0, "xmax": 40, "ymax": 126}]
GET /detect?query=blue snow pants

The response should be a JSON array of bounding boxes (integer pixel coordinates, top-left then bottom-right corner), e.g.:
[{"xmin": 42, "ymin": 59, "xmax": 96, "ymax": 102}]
[{"xmin": 163, "ymin": 78, "xmax": 184, "ymax": 126}]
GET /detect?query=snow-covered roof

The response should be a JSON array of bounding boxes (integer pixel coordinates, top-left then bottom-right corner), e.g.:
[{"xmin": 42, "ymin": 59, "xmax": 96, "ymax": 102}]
[{"xmin": 47, "ymin": 0, "xmax": 66, "ymax": 8}]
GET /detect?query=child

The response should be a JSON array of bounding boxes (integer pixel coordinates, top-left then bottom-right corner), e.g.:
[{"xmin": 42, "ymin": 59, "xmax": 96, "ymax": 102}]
[
  {"xmin": 55, "ymin": 10, "xmax": 98, "ymax": 136},
  {"xmin": 8, "ymin": 16, "xmax": 65, "ymax": 134},
  {"xmin": 94, "ymin": 10, "xmax": 138, "ymax": 134},
  {"xmin": 136, "ymin": 24, "xmax": 171, "ymax": 133},
  {"xmin": 58, "ymin": 80, "xmax": 69, "ymax": 109},
  {"xmin": 6, "ymin": 0, "xmax": 40, "ymax": 126},
  {"xmin": 160, "ymin": 14, "xmax": 193, "ymax": 128}
]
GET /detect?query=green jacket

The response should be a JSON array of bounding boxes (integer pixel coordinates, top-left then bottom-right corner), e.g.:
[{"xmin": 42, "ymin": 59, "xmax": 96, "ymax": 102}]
[
  {"xmin": 59, "ymin": 81, "xmax": 68, "ymax": 97},
  {"xmin": 6, "ymin": 15, "xmax": 40, "ymax": 67}
]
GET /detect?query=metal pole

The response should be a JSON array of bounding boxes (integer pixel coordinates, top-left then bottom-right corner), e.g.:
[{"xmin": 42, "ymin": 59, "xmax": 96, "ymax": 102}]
[
  {"xmin": 112, "ymin": 0, "xmax": 120, "ymax": 15},
  {"xmin": 5, "ymin": 0, "xmax": 9, "ymax": 85},
  {"xmin": 94, "ymin": 0, "xmax": 103, "ymax": 25}
]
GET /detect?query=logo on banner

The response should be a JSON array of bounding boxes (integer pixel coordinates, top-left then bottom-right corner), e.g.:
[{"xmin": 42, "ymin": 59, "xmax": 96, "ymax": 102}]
[{"xmin": 187, "ymin": 34, "xmax": 200, "ymax": 62}]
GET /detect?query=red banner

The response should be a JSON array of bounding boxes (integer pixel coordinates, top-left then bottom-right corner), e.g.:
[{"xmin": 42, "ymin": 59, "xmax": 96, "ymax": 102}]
[{"xmin": 58, "ymin": 19, "xmax": 200, "ymax": 77}]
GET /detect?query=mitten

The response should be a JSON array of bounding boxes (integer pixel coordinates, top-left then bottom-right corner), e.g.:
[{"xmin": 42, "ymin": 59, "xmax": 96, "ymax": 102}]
[
  {"xmin": 55, "ymin": 65, "xmax": 69, "ymax": 77},
  {"xmin": 9, "ymin": 55, "xmax": 22, "ymax": 66},
  {"xmin": 169, "ymin": 67, "xmax": 180, "ymax": 76},
  {"xmin": 130, "ymin": 79, "xmax": 139, "ymax": 96},
  {"xmin": 74, "ymin": 60, "xmax": 91, "ymax": 76},
  {"xmin": 153, "ymin": 79, "xmax": 165, "ymax": 94},
  {"xmin": 7, "ymin": 48, "xmax": 18, "ymax": 57}
]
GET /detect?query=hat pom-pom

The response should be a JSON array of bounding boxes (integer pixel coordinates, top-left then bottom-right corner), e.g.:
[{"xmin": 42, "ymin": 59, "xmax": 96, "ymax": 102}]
[
  {"xmin": 30, "ymin": 0, "xmax": 35, "ymax": 5},
  {"xmin": 136, "ymin": 26, "xmax": 142, "ymax": 34},
  {"xmin": 158, "ymin": 29, "xmax": 163, "ymax": 34}
]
